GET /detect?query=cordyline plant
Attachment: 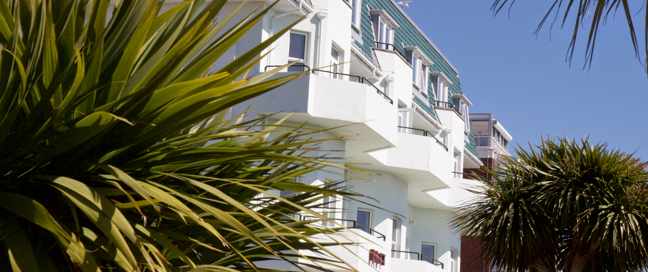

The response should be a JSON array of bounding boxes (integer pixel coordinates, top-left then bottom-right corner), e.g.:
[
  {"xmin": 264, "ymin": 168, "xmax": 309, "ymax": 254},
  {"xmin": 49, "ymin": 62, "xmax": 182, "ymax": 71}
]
[
  {"xmin": 454, "ymin": 138, "xmax": 648, "ymax": 272},
  {"xmin": 0, "ymin": 0, "xmax": 354, "ymax": 271}
]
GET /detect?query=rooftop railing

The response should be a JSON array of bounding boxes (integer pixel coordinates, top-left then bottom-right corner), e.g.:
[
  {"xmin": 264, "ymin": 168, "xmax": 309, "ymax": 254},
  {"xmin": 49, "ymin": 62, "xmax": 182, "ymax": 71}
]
[
  {"xmin": 264, "ymin": 64, "xmax": 393, "ymax": 105},
  {"xmin": 391, "ymin": 249, "xmax": 445, "ymax": 269},
  {"xmin": 398, "ymin": 126, "xmax": 448, "ymax": 151},
  {"xmin": 374, "ymin": 41, "xmax": 409, "ymax": 62}
]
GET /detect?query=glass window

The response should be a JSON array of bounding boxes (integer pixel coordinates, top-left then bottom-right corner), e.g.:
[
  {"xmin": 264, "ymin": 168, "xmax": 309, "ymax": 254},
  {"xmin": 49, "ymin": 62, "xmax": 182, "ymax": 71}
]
[
  {"xmin": 352, "ymin": 0, "xmax": 362, "ymax": 28},
  {"xmin": 412, "ymin": 57, "xmax": 418, "ymax": 83},
  {"xmin": 289, "ymin": 32, "xmax": 307, "ymax": 60},
  {"xmin": 356, "ymin": 209, "xmax": 371, "ymax": 233},
  {"xmin": 419, "ymin": 64, "xmax": 428, "ymax": 91},
  {"xmin": 288, "ymin": 32, "xmax": 308, "ymax": 72},
  {"xmin": 372, "ymin": 13, "xmax": 394, "ymax": 48},
  {"xmin": 330, "ymin": 46, "xmax": 342, "ymax": 78},
  {"xmin": 421, "ymin": 243, "xmax": 436, "ymax": 264},
  {"xmin": 392, "ymin": 217, "xmax": 402, "ymax": 252}
]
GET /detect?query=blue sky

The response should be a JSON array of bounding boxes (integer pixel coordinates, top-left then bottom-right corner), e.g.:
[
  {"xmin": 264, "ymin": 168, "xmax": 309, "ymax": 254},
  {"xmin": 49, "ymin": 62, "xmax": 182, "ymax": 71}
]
[{"xmin": 404, "ymin": 1, "xmax": 648, "ymax": 160}]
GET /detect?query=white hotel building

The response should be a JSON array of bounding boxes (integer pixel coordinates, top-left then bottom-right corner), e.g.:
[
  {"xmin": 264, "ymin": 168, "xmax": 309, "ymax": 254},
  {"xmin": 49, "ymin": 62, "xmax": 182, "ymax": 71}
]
[{"xmin": 216, "ymin": 0, "xmax": 512, "ymax": 271}]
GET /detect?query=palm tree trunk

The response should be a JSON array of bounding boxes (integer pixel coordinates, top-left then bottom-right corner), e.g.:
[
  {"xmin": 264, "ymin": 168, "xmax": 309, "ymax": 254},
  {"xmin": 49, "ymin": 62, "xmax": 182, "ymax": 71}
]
[{"xmin": 569, "ymin": 254, "xmax": 589, "ymax": 272}]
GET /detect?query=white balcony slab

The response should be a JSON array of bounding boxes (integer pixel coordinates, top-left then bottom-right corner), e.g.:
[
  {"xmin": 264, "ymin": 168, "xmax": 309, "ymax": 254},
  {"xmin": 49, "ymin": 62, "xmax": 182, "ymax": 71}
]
[
  {"xmin": 242, "ymin": 72, "xmax": 398, "ymax": 154},
  {"xmin": 424, "ymin": 178, "xmax": 484, "ymax": 210},
  {"xmin": 392, "ymin": 258, "xmax": 444, "ymax": 272},
  {"xmin": 347, "ymin": 132, "xmax": 455, "ymax": 207}
]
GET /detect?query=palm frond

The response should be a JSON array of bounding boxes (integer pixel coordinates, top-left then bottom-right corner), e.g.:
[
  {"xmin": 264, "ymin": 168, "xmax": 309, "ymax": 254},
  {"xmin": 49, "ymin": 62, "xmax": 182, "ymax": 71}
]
[
  {"xmin": 492, "ymin": 0, "xmax": 648, "ymax": 74},
  {"xmin": 0, "ymin": 0, "xmax": 353, "ymax": 271}
]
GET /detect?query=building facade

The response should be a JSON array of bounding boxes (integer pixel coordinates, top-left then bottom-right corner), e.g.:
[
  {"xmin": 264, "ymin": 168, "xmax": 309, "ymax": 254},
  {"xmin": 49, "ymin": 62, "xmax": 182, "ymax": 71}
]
[
  {"xmin": 461, "ymin": 113, "xmax": 513, "ymax": 272},
  {"xmin": 215, "ymin": 0, "xmax": 512, "ymax": 271}
]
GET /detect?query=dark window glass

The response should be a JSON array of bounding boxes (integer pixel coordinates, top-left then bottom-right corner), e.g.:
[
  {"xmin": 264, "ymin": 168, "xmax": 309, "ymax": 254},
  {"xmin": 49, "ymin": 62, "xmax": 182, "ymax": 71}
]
[
  {"xmin": 421, "ymin": 244, "xmax": 436, "ymax": 263},
  {"xmin": 356, "ymin": 210, "xmax": 371, "ymax": 233},
  {"xmin": 289, "ymin": 33, "xmax": 306, "ymax": 59}
]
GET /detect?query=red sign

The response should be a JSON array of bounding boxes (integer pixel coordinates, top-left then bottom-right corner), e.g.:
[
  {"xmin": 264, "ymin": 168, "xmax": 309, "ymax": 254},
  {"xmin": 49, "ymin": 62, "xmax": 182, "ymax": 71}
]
[{"xmin": 369, "ymin": 249, "xmax": 385, "ymax": 267}]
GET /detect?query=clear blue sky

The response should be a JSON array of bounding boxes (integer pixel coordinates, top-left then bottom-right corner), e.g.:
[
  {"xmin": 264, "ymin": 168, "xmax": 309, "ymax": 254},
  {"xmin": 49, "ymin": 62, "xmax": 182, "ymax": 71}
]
[{"xmin": 404, "ymin": 1, "xmax": 648, "ymax": 160}]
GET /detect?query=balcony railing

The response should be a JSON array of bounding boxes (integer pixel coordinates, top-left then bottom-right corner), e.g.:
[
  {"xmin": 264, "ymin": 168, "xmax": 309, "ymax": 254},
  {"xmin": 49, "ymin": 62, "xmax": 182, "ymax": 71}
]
[
  {"xmin": 264, "ymin": 64, "xmax": 393, "ymax": 105},
  {"xmin": 374, "ymin": 41, "xmax": 409, "ymax": 61},
  {"xmin": 391, "ymin": 249, "xmax": 445, "ymax": 269},
  {"xmin": 398, "ymin": 126, "xmax": 448, "ymax": 151},
  {"xmin": 264, "ymin": 63, "xmax": 311, "ymax": 72},
  {"xmin": 297, "ymin": 215, "xmax": 386, "ymax": 241},
  {"xmin": 433, "ymin": 100, "xmax": 462, "ymax": 117},
  {"xmin": 466, "ymin": 133, "xmax": 478, "ymax": 155}
]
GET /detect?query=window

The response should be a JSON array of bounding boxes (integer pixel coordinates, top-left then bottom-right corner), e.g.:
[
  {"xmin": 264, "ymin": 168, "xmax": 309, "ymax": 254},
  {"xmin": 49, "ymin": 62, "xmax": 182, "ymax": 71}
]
[
  {"xmin": 434, "ymin": 76, "xmax": 449, "ymax": 103},
  {"xmin": 380, "ymin": 80, "xmax": 391, "ymax": 97},
  {"xmin": 351, "ymin": 0, "xmax": 362, "ymax": 30},
  {"xmin": 372, "ymin": 12, "xmax": 395, "ymax": 49},
  {"xmin": 330, "ymin": 45, "xmax": 343, "ymax": 78},
  {"xmin": 411, "ymin": 52, "xmax": 429, "ymax": 93},
  {"xmin": 421, "ymin": 243, "xmax": 436, "ymax": 264},
  {"xmin": 462, "ymin": 102, "xmax": 471, "ymax": 131},
  {"xmin": 288, "ymin": 32, "xmax": 308, "ymax": 72},
  {"xmin": 454, "ymin": 152, "xmax": 462, "ymax": 178},
  {"xmin": 398, "ymin": 110, "xmax": 409, "ymax": 128},
  {"xmin": 323, "ymin": 195, "xmax": 337, "ymax": 226},
  {"xmin": 451, "ymin": 247, "xmax": 459, "ymax": 272},
  {"xmin": 417, "ymin": 61, "xmax": 428, "ymax": 91},
  {"xmin": 392, "ymin": 217, "xmax": 402, "ymax": 253},
  {"xmin": 356, "ymin": 209, "xmax": 372, "ymax": 233}
]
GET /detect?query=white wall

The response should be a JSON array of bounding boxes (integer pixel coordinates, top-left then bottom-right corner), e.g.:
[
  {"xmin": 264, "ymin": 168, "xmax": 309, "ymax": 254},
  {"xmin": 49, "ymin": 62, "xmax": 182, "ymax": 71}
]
[
  {"xmin": 344, "ymin": 171, "xmax": 411, "ymax": 255},
  {"xmin": 216, "ymin": 1, "xmax": 472, "ymax": 271},
  {"xmin": 374, "ymin": 50, "xmax": 414, "ymax": 108},
  {"xmin": 408, "ymin": 208, "xmax": 461, "ymax": 272}
]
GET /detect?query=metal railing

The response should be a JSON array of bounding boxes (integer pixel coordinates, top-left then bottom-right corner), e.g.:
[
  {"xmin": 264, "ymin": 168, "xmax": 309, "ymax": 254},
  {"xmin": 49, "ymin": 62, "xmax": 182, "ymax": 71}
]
[
  {"xmin": 433, "ymin": 100, "xmax": 463, "ymax": 117},
  {"xmin": 296, "ymin": 215, "xmax": 386, "ymax": 241},
  {"xmin": 392, "ymin": 250, "xmax": 420, "ymax": 260},
  {"xmin": 312, "ymin": 68, "xmax": 393, "ymax": 105},
  {"xmin": 312, "ymin": 68, "xmax": 362, "ymax": 82},
  {"xmin": 264, "ymin": 64, "xmax": 393, "ymax": 105},
  {"xmin": 391, "ymin": 249, "xmax": 445, "ymax": 269},
  {"xmin": 374, "ymin": 41, "xmax": 409, "ymax": 61},
  {"xmin": 264, "ymin": 63, "xmax": 311, "ymax": 72},
  {"xmin": 465, "ymin": 133, "xmax": 479, "ymax": 155},
  {"xmin": 398, "ymin": 126, "xmax": 448, "ymax": 151}
]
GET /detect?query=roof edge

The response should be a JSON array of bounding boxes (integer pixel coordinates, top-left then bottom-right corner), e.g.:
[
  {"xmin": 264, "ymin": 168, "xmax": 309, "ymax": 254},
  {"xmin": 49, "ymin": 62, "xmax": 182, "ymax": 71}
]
[{"xmin": 388, "ymin": 0, "xmax": 460, "ymax": 75}]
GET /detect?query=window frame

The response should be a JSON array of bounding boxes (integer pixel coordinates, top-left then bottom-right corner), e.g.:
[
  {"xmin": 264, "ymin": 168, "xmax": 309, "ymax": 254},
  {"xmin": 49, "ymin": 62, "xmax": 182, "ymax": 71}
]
[
  {"xmin": 330, "ymin": 43, "xmax": 344, "ymax": 78},
  {"xmin": 356, "ymin": 208, "xmax": 372, "ymax": 234},
  {"xmin": 351, "ymin": 0, "xmax": 362, "ymax": 31},
  {"xmin": 371, "ymin": 10, "xmax": 397, "ymax": 49},
  {"xmin": 288, "ymin": 31, "xmax": 309, "ymax": 71},
  {"xmin": 421, "ymin": 242, "xmax": 437, "ymax": 264},
  {"xmin": 392, "ymin": 217, "xmax": 403, "ymax": 252},
  {"xmin": 412, "ymin": 54, "xmax": 429, "ymax": 93}
]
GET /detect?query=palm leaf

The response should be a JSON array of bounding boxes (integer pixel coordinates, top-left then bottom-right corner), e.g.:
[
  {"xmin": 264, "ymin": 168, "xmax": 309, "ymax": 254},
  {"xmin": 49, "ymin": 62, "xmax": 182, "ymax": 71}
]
[{"xmin": 0, "ymin": 0, "xmax": 354, "ymax": 271}]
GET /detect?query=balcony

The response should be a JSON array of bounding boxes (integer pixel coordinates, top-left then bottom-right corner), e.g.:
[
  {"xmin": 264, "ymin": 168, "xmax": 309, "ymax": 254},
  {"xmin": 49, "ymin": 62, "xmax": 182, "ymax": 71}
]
[
  {"xmin": 374, "ymin": 42, "xmax": 410, "ymax": 63},
  {"xmin": 290, "ymin": 215, "xmax": 390, "ymax": 272},
  {"xmin": 298, "ymin": 215, "xmax": 386, "ymax": 241},
  {"xmin": 247, "ymin": 64, "xmax": 398, "ymax": 154},
  {"xmin": 463, "ymin": 133, "xmax": 484, "ymax": 170},
  {"xmin": 424, "ymin": 177, "xmax": 483, "ymax": 210},
  {"xmin": 391, "ymin": 250, "xmax": 444, "ymax": 272},
  {"xmin": 433, "ymin": 100, "xmax": 462, "ymax": 118},
  {"xmin": 359, "ymin": 125, "xmax": 455, "ymax": 208},
  {"xmin": 398, "ymin": 126, "xmax": 447, "ymax": 151}
]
